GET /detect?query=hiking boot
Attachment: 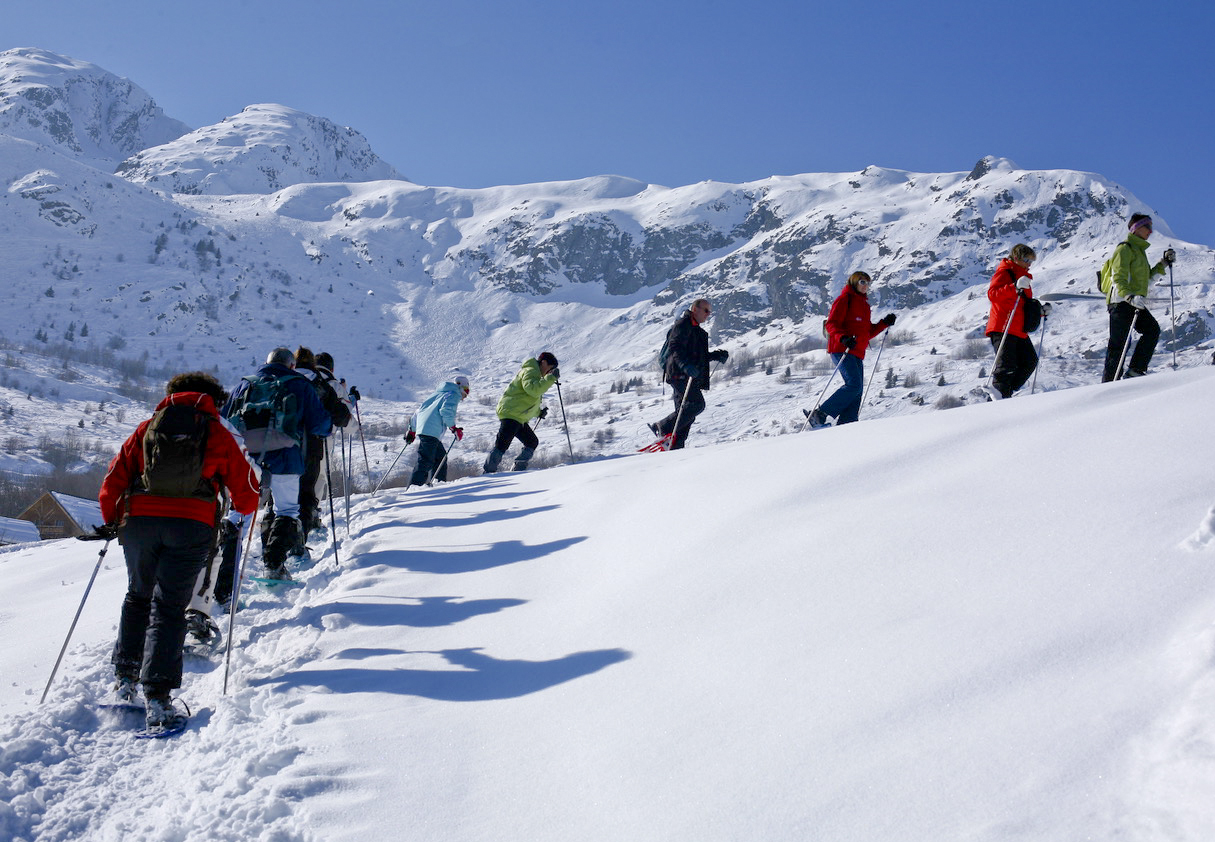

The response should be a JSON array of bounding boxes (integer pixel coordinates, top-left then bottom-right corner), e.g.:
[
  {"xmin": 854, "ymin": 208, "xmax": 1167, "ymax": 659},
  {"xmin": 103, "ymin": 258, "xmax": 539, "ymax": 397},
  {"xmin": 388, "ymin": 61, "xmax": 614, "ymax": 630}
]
[
  {"xmin": 648, "ymin": 422, "xmax": 661, "ymax": 438},
  {"xmin": 144, "ymin": 693, "xmax": 187, "ymax": 732},
  {"xmin": 263, "ymin": 563, "xmax": 293, "ymax": 582},
  {"xmin": 983, "ymin": 384, "xmax": 1004, "ymax": 401},
  {"xmin": 483, "ymin": 448, "xmax": 504, "ymax": 474},
  {"xmin": 185, "ymin": 609, "xmax": 219, "ymax": 646},
  {"xmin": 113, "ymin": 675, "xmax": 139, "ymax": 704},
  {"xmin": 512, "ymin": 447, "xmax": 535, "ymax": 472},
  {"xmin": 802, "ymin": 408, "xmax": 829, "ymax": 429},
  {"xmin": 1124, "ymin": 367, "xmax": 1147, "ymax": 378}
]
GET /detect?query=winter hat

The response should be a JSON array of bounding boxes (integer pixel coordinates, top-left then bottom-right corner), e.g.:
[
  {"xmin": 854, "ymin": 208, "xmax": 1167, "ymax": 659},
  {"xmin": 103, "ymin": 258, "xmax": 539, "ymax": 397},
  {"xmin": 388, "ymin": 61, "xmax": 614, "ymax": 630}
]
[
  {"xmin": 454, "ymin": 375, "xmax": 470, "ymax": 395},
  {"xmin": 1129, "ymin": 213, "xmax": 1153, "ymax": 232},
  {"xmin": 537, "ymin": 352, "xmax": 558, "ymax": 368},
  {"xmin": 315, "ymin": 352, "xmax": 335, "ymax": 371}
]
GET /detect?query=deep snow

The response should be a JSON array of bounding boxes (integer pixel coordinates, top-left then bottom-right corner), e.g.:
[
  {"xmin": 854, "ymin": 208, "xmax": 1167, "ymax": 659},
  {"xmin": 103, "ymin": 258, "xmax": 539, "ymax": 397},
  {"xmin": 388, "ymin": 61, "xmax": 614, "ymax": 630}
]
[{"xmin": 3, "ymin": 365, "xmax": 1215, "ymax": 841}]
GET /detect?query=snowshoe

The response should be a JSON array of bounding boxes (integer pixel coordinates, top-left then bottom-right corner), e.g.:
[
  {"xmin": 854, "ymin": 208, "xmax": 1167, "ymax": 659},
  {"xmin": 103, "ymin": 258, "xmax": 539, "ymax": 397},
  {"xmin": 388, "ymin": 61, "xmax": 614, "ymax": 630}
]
[
  {"xmin": 802, "ymin": 408, "xmax": 830, "ymax": 429},
  {"xmin": 184, "ymin": 610, "xmax": 222, "ymax": 655},
  {"xmin": 138, "ymin": 696, "xmax": 190, "ymax": 739}
]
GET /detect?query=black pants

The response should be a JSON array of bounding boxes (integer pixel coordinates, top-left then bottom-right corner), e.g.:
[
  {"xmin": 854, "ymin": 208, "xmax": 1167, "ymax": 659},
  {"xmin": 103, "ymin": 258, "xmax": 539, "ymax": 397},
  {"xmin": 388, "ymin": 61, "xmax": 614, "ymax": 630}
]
[
  {"xmin": 1103, "ymin": 303, "xmax": 1160, "ymax": 382},
  {"xmin": 656, "ymin": 378, "xmax": 706, "ymax": 449},
  {"xmin": 112, "ymin": 516, "xmax": 216, "ymax": 691},
  {"xmin": 989, "ymin": 333, "xmax": 1038, "ymax": 398},
  {"xmin": 298, "ymin": 434, "xmax": 325, "ymax": 534},
  {"xmin": 493, "ymin": 419, "xmax": 539, "ymax": 453},
  {"xmin": 410, "ymin": 434, "xmax": 449, "ymax": 485}
]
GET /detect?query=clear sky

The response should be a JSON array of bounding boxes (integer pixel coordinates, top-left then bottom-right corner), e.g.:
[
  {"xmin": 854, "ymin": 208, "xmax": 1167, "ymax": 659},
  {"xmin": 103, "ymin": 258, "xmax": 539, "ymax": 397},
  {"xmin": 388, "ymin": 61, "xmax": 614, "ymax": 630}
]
[{"xmin": 6, "ymin": 0, "xmax": 1214, "ymax": 245}]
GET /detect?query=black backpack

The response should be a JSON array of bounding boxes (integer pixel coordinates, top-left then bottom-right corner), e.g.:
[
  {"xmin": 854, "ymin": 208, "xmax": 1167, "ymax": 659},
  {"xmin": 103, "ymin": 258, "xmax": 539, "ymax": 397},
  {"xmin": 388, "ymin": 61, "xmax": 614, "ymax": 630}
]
[
  {"xmin": 140, "ymin": 404, "xmax": 213, "ymax": 499},
  {"xmin": 1021, "ymin": 295, "xmax": 1042, "ymax": 333}
]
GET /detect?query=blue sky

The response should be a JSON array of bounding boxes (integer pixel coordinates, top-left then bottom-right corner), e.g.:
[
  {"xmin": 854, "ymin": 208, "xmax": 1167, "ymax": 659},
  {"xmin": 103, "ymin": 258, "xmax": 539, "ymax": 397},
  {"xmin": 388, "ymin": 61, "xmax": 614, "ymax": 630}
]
[{"xmin": 7, "ymin": 0, "xmax": 1214, "ymax": 245}]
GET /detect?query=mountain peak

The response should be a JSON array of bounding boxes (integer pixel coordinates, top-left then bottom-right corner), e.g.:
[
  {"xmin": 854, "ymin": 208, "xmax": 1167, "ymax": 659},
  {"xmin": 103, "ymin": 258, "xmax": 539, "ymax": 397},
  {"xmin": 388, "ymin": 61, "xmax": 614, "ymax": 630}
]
[
  {"xmin": 0, "ymin": 47, "xmax": 191, "ymax": 168},
  {"xmin": 116, "ymin": 102, "xmax": 408, "ymax": 195}
]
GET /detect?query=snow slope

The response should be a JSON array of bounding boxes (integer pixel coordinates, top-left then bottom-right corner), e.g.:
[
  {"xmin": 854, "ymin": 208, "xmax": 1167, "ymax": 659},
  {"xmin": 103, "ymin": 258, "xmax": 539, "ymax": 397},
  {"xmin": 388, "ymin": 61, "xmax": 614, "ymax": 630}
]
[{"xmin": 3, "ymin": 367, "xmax": 1215, "ymax": 841}]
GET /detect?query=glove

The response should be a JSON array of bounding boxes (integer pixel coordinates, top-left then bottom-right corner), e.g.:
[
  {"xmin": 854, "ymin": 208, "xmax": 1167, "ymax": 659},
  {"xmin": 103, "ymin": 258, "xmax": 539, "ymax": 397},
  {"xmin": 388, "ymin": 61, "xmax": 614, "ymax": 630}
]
[
  {"xmin": 405, "ymin": 431, "xmax": 416, "ymax": 444},
  {"xmin": 709, "ymin": 349, "xmax": 729, "ymax": 363},
  {"xmin": 1128, "ymin": 295, "xmax": 1149, "ymax": 310},
  {"xmin": 841, "ymin": 336, "xmax": 857, "ymax": 350},
  {"xmin": 348, "ymin": 386, "xmax": 361, "ymax": 402},
  {"xmin": 450, "ymin": 426, "xmax": 464, "ymax": 441},
  {"xmin": 882, "ymin": 313, "xmax": 896, "ymax": 326},
  {"xmin": 1040, "ymin": 302, "xmax": 1052, "ymax": 317},
  {"xmin": 549, "ymin": 367, "xmax": 560, "ymax": 382},
  {"xmin": 79, "ymin": 524, "xmax": 119, "ymax": 541},
  {"xmin": 538, "ymin": 406, "xmax": 549, "ymax": 420},
  {"xmin": 682, "ymin": 363, "xmax": 701, "ymax": 379},
  {"xmin": 1016, "ymin": 276, "xmax": 1032, "ymax": 290},
  {"xmin": 1162, "ymin": 248, "xmax": 1176, "ymax": 266}
]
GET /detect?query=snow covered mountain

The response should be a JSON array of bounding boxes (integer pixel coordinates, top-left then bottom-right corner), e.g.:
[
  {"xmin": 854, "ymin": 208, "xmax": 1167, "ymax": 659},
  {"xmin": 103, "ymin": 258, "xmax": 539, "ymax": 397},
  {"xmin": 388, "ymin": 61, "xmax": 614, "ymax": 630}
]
[
  {"xmin": 117, "ymin": 103, "xmax": 406, "ymax": 195},
  {"xmin": 0, "ymin": 48, "xmax": 190, "ymax": 169},
  {"xmin": 1, "ymin": 47, "xmax": 1214, "ymax": 484}
]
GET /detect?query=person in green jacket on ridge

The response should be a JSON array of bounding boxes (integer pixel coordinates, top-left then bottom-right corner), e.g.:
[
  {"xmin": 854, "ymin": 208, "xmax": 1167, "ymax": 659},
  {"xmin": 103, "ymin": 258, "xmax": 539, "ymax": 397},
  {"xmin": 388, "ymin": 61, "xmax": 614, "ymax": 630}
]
[
  {"xmin": 483, "ymin": 352, "xmax": 560, "ymax": 473},
  {"xmin": 1102, "ymin": 212, "xmax": 1176, "ymax": 382}
]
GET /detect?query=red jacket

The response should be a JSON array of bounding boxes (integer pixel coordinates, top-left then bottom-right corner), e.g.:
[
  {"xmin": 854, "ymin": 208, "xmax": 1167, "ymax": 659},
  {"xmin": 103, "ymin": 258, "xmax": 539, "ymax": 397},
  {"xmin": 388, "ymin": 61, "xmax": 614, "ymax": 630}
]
[
  {"xmin": 100, "ymin": 392, "xmax": 261, "ymax": 527},
  {"xmin": 986, "ymin": 259, "xmax": 1034, "ymax": 338},
  {"xmin": 825, "ymin": 284, "xmax": 888, "ymax": 359}
]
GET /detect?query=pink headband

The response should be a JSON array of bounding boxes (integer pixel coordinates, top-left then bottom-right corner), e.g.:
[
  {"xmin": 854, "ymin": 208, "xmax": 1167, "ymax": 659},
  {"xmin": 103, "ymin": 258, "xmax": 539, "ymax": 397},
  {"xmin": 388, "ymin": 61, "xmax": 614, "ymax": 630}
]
[{"xmin": 1129, "ymin": 217, "xmax": 1152, "ymax": 231}]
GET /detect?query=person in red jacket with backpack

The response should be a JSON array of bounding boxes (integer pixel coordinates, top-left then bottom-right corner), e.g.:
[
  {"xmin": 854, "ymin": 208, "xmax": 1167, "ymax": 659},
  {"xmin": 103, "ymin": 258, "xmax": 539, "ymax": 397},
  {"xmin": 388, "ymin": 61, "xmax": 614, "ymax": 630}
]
[
  {"xmin": 984, "ymin": 243, "xmax": 1048, "ymax": 400},
  {"xmin": 100, "ymin": 371, "xmax": 259, "ymax": 733},
  {"xmin": 804, "ymin": 272, "xmax": 895, "ymax": 428}
]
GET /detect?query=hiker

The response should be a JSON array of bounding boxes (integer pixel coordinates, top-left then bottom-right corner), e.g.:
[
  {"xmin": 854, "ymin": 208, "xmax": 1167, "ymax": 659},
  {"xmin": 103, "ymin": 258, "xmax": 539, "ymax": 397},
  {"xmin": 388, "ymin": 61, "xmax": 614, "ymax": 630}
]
[
  {"xmin": 484, "ymin": 353, "xmax": 560, "ymax": 472},
  {"xmin": 406, "ymin": 376, "xmax": 469, "ymax": 485},
  {"xmin": 100, "ymin": 372, "xmax": 260, "ymax": 731},
  {"xmin": 650, "ymin": 299, "xmax": 728, "ymax": 449},
  {"xmin": 984, "ymin": 244, "xmax": 1047, "ymax": 400},
  {"xmin": 293, "ymin": 346, "xmax": 351, "ymax": 542},
  {"xmin": 223, "ymin": 348, "xmax": 332, "ymax": 580},
  {"xmin": 804, "ymin": 273, "xmax": 895, "ymax": 428},
  {"xmin": 1101, "ymin": 213, "xmax": 1175, "ymax": 381}
]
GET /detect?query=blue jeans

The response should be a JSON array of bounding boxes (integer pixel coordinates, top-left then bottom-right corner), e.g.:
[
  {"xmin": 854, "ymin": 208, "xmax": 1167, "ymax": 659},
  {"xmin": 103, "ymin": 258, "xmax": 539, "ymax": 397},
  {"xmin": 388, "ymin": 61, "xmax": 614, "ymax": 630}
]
[{"xmin": 820, "ymin": 353, "xmax": 864, "ymax": 425}]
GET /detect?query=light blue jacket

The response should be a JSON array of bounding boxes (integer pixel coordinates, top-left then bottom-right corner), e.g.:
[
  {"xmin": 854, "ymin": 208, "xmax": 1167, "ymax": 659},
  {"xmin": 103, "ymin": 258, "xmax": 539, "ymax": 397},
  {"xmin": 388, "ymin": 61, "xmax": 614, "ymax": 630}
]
[{"xmin": 410, "ymin": 381, "xmax": 464, "ymax": 439}]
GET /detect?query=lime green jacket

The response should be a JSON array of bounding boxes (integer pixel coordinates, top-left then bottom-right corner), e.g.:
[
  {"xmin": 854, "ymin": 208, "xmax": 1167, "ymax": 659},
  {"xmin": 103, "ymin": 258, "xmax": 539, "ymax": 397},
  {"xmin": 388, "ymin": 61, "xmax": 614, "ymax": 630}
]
[
  {"xmin": 1107, "ymin": 233, "xmax": 1166, "ymax": 303},
  {"xmin": 495, "ymin": 358, "xmax": 557, "ymax": 424}
]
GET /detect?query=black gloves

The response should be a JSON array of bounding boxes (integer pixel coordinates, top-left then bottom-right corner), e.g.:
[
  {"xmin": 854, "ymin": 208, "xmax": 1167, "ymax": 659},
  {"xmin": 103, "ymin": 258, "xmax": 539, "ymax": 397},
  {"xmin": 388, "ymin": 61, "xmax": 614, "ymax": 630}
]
[
  {"xmin": 709, "ymin": 349, "xmax": 729, "ymax": 363},
  {"xmin": 841, "ymin": 336, "xmax": 857, "ymax": 350},
  {"xmin": 538, "ymin": 406, "xmax": 549, "ymax": 420},
  {"xmin": 405, "ymin": 430, "xmax": 416, "ymax": 444},
  {"xmin": 682, "ymin": 363, "xmax": 700, "ymax": 380},
  {"xmin": 348, "ymin": 386, "xmax": 361, "ymax": 402},
  {"xmin": 882, "ymin": 314, "xmax": 896, "ymax": 326},
  {"xmin": 1163, "ymin": 248, "xmax": 1176, "ymax": 266}
]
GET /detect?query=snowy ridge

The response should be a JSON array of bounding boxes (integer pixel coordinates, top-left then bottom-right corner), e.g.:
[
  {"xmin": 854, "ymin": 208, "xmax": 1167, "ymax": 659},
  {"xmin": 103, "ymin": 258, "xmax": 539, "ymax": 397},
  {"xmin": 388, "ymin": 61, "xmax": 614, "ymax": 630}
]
[
  {"xmin": 4, "ymin": 369, "xmax": 1215, "ymax": 840},
  {"xmin": 117, "ymin": 103, "xmax": 407, "ymax": 195}
]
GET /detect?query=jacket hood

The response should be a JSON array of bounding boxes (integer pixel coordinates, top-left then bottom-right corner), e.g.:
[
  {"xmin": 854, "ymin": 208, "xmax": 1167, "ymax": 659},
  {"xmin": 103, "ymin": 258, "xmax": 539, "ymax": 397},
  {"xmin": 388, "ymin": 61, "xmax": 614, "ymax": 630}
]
[{"xmin": 157, "ymin": 391, "xmax": 220, "ymax": 417}]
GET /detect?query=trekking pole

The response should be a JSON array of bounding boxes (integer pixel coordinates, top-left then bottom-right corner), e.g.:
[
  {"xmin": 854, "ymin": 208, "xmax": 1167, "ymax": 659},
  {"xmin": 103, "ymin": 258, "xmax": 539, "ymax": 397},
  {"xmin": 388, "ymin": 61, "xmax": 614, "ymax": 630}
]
[
  {"xmin": 351, "ymin": 394, "xmax": 372, "ymax": 481},
  {"xmin": 1115, "ymin": 307, "xmax": 1141, "ymax": 381},
  {"xmin": 371, "ymin": 439, "xmax": 410, "ymax": 496},
  {"xmin": 223, "ymin": 510, "xmax": 258, "ymax": 696},
  {"xmin": 1168, "ymin": 259, "xmax": 1178, "ymax": 369},
  {"xmin": 1029, "ymin": 313, "xmax": 1049, "ymax": 395},
  {"xmin": 340, "ymin": 427, "xmax": 352, "ymax": 523},
  {"xmin": 799, "ymin": 352, "xmax": 848, "ymax": 433},
  {"xmin": 986, "ymin": 293, "xmax": 1023, "ymax": 392},
  {"xmin": 40, "ymin": 530, "xmax": 113, "ymax": 704},
  {"xmin": 426, "ymin": 432, "xmax": 461, "ymax": 486},
  {"xmin": 663, "ymin": 377, "xmax": 695, "ymax": 450},
  {"xmin": 324, "ymin": 439, "xmax": 340, "ymax": 566},
  {"xmin": 555, "ymin": 380, "xmax": 576, "ymax": 463},
  {"xmin": 860, "ymin": 331, "xmax": 889, "ymax": 410}
]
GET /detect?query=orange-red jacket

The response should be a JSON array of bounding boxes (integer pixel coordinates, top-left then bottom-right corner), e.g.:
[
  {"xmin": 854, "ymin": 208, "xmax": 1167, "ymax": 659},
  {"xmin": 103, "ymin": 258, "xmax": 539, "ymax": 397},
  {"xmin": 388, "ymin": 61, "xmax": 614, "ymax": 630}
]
[
  {"xmin": 100, "ymin": 392, "xmax": 260, "ymax": 527},
  {"xmin": 986, "ymin": 258, "xmax": 1034, "ymax": 338},
  {"xmin": 825, "ymin": 284, "xmax": 888, "ymax": 359}
]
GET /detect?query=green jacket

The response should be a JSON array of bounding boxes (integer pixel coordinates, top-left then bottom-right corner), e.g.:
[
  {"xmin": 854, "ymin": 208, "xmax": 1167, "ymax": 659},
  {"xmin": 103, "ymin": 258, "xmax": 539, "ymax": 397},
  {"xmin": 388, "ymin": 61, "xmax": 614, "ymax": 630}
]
[
  {"xmin": 496, "ymin": 358, "xmax": 558, "ymax": 424},
  {"xmin": 1107, "ymin": 233, "xmax": 1166, "ymax": 304}
]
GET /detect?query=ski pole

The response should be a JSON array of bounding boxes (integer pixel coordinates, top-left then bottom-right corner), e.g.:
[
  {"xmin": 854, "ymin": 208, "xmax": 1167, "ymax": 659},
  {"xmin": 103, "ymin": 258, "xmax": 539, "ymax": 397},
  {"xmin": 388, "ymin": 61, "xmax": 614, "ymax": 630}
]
[
  {"xmin": 555, "ymin": 380, "xmax": 576, "ymax": 463},
  {"xmin": 1029, "ymin": 313, "xmax": 1049, "ymax": 394},
  {"xmin": 371, "ymin": 439, "xmax": 410, "ymax": 496},
  {"xmin": 799, "ymin": 351, "xmax": 848, "ymax": 433},
  {"xmin": 1115, "ymin": 307, "xmax": 1141, "ymax": 380},
  {"xmin": 351, "ymin": 393, "xmax": 372, "ymax": 481},
  {"xmin": 987, "ymin": 293, "xmax": 1023, "ymax": 392},
  {"xmin": 860, "ymin": 331, "xmax": 889, "ymax": 410},
  {"xmin": 1168, "ymin": 260, "xmax": 1178, "ymax": 370},
  {"xmin": 41, "ymin": 530, "xmax": 113, "ymax": 704},
  {"xmin": 663, "ymin": 377, "xmax": 696, "ymax": 450},
  {"xmin": 340, "ymin": 427, "xmax": 352, "ymax": 523},
  {"xmin": 324, "ymin": 439, "xmax": 340, "ymax": 566},
  {"xmin": 223, "ymin": 509, "xmax": 258, "ymax": 696},
  {"xmin": 426, "ymin": 431, "xmax": 461, "ymax": 486}
]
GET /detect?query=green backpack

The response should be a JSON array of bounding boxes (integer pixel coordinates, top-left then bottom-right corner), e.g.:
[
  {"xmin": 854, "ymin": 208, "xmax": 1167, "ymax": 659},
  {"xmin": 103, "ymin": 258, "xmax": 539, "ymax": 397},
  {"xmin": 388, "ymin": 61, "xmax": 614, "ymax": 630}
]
[
  {"xmin": 230, "ymin": 374, "xmax": 301, "ymax": 454},
  {"xmin": 1098, "ymin": 243, "xmax": 1130, "ymax": 297}
]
